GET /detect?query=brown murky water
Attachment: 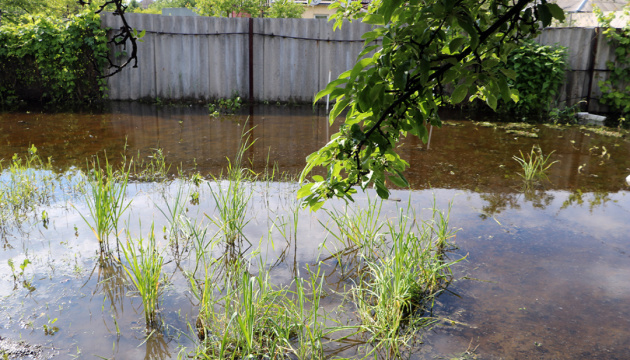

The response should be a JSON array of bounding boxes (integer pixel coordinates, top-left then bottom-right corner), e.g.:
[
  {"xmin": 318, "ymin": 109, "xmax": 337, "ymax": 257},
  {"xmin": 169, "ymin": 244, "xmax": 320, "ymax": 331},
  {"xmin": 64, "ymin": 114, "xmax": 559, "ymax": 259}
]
[{"xmin": 0, "ymin": 103, "xmax": 629, "ymax": 359}]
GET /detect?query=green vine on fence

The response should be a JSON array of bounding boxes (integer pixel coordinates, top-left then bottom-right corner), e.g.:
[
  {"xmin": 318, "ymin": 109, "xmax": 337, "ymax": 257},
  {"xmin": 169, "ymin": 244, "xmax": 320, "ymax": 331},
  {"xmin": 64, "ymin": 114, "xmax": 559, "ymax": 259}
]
[
  {"xmin": 499, "ymin": 40, "xmax": 568, "ymax": 118},
  {"xmin": 596, "ymin": 6, "xmax": 630, "ymax": 120},
  {"xmin": 0, "ymin": 12, "xmax": 109, "ymax": 109}
]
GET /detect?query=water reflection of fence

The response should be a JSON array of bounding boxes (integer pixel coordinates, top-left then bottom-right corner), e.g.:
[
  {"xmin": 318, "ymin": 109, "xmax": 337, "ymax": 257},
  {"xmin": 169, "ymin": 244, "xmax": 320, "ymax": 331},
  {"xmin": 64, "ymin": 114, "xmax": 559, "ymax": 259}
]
[{"xmin": 101, "ymin": 14, "xmax": 620, "ymax": 111}]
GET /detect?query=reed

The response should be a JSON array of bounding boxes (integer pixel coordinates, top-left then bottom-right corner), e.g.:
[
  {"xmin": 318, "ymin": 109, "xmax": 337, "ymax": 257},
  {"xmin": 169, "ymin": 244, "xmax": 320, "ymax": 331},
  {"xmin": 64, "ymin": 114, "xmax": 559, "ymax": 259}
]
[
  {"xmin": 120, "ymin": 224, "xmax": 164, "ymax": 329},
  {"xmin": 513, "ymin": 145, "xmax": 558, "ymax": 182}
]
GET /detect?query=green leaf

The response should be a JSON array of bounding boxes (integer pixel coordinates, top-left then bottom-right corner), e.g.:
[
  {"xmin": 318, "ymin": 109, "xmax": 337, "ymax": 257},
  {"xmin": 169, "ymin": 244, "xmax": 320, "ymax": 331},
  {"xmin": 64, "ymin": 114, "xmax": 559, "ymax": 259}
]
[
  {"xmin": 500, "ymin": 68, "xmax": 517, "ymax": 80},
  {"xmin": 350, "ymin": 57, "xmax": 375, "ymax": 80},
  {"xmin": 314, "ymin": 79, "xmax": 347, "ymax": 103},
  {"xmin": 451, "ymin": 84, "xmax": 469, "ymax": 104},
  {"xmin": 546, "ymin": 3, "xmax": 565, "ymax": 21},
  {"xmin": 297, "ymin": 183, "xmax": 314, "ymax": 199},
  {"xmin": 498, "ymin": 76, "xmax": 511, "ymax": 101},
  {"xmin": 486, "ymin": 93, "xmax": 498, "ymax": 110},
  {"xmin": 448, "ymin": 37, "xmax": 465, "ymax": 54},
  {"xmin": 363, "ymin": 14, "xmax": 385, "ymax": 25}
]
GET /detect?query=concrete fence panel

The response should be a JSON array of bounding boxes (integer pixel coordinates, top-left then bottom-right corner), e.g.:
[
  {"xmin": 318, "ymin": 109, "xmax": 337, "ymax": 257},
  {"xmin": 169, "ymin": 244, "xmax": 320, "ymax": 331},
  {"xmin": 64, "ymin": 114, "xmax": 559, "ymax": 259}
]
[{"xmin": 101, "ymin": 14, "xmax": 624, "ymax": 112}]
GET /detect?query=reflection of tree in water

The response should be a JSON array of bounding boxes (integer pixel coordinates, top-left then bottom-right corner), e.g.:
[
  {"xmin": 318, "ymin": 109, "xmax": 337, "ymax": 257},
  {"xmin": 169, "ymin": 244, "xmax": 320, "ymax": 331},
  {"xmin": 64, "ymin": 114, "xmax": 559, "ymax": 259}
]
[
  {"xmin": 560, "ymin": 189, "xmax": 612, "ymax": 213},
  {"xmin": 479, "ymin": 187, "xmax": 555, "ymax": 220},
  {"xmin": 479, "ymin": 192, "xmax": 520, "ymax": 220}
]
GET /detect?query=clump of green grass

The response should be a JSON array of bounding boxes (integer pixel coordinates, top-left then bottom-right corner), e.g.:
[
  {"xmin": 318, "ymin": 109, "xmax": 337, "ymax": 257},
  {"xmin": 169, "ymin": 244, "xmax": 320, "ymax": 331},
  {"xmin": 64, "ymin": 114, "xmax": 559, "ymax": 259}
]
[
  {"xmin": 0, "ymin": 145, "xmax": 55, "ymax": 226},
  {"xmin": 207, "ymin": 131, "xmax": 256, "ymax": 245},
  {"xmin": 120, "ymin": 224, "xmax": 164, "ymax": 330},
  {"xmin": 513, "ymin": 145, "xmax": 558, "ymax": 182},
  {"xmin": 130, "ymin": 148, "xmax": 171, "ymax": 181},
  {"xmin": 190, "ymin": 251, "xmax": 331, "ymax": 359},
  {"xmin": 77, "ymin": 156, "xmax": 132, "ymax": 251},
  {"xmin": 327, "ymin": 198, "xmax": 461, "ymax": 356}
]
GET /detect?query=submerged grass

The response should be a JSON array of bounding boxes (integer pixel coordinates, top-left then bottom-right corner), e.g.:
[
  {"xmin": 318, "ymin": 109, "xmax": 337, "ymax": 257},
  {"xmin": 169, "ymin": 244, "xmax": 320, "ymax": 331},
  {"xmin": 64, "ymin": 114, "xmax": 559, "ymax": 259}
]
[
  {"xmin": 207, "ymin": 130, "xmax": 256, "ymax": 245},
  {"xmin": 513, "ymin": 145, "xmax": 558, "ymax": 182},
  {"xmin": 77, "ymin": 156, "xmax": 132, "ymax": 251},
  {"xmin": 120, "ymin": 223, "xmax": 165, "ymax": 330},
  {"xmin": 0, "ymin": 145, "xmax": 56, "ymax": 227},
  {"xmin": 190, "ymin": 247, "xmax": 334, "ymax": 360},
  {"xmin": 347, "ymin": 199, "xmax": 462, "ymax": 357}
]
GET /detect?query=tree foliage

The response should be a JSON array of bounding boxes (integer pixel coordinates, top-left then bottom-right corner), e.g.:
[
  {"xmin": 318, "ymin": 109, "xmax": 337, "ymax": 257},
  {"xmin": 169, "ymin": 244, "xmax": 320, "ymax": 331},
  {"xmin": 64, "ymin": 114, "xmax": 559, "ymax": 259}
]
[
  {"xmin": 196, "ymin": 0, "xmax": 266, "ymax": 17},
  {"xmin": 0, "ymin": 0, "xmax": 83, "ymax": 24},
  {"xmin": 595, "ymin": 5, "xmax": 630, "ymax": 119},
  {"xmin": 298, "ymin": 0, "xmax": 565, "ymax": 210},
  {"xmin": 264, "ymin": 0, "xmax": 305, "ymax": 19},
  {"xmin": 0, "ymin": 13, "xmax": 109, "ymax": 108}
]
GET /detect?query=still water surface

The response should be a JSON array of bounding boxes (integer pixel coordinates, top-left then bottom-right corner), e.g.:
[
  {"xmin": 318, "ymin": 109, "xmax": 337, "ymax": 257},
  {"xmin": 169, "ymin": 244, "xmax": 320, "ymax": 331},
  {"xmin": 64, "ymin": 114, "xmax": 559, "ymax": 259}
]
[{"xmin": 0, "ymin": 103, "xmax": 629, "ymax": 359}]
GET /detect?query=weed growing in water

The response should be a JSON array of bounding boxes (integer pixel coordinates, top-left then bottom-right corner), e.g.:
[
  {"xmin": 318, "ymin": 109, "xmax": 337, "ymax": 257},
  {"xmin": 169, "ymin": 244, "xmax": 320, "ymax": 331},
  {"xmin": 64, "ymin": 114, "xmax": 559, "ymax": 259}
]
[
  {"xmin": 190, "ymin": 249, "xmax": 333, "ymax": 359},
  {"xmin": 207, "ymin": 131, "xmax": 256, "ymax": 245},
  {"xmin": 120, "ymin": 224, "xmax": 165, "ymax": 330},
  {"xmin": 0, "ymin": 145, "xmax": 56, "ymax": 226},
  {"xmin": 513, "ymin": 145, "xmax": 558, "ymax": 182},
  {"xmin": 329, "ymin": 198, "xmax": 461, "ymax": 356},
  {"xmin": 77, "ymin": 156, "xmax": 132, "ymax": 251}
]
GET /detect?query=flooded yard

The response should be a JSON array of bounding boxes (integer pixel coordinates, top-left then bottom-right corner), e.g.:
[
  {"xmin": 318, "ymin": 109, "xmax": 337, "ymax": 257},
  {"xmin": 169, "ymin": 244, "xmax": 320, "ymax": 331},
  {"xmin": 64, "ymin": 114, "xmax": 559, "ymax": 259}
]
[{"xmin": 0, "ymin": 103, "xmax": 629, "ymax": 359}]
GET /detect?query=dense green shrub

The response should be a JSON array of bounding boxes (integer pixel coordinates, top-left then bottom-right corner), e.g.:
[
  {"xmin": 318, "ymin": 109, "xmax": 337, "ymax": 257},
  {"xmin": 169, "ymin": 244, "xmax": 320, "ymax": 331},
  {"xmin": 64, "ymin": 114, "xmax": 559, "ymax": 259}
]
[
  {"xmin": 0, "ymin": 13, "xmax": 109, "ymax": 109},
  {"xmin": 596, "ymin": 7, "xmax": 630, "ymax": 122},
  {"xmin": 500, "ymin": 41, "xmax": 568, "ymax": 117}
]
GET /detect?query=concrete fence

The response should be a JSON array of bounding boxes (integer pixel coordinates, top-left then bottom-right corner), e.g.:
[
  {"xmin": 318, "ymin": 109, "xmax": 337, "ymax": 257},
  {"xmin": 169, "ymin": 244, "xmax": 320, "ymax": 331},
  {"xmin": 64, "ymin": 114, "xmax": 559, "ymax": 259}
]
[
  {"xmin": 100, "ymin": 13, "xmax": 372, "ymax": 103},
  {"xmin": 101, "ymin": 13, "xmax": 622, "ymax": 111}
]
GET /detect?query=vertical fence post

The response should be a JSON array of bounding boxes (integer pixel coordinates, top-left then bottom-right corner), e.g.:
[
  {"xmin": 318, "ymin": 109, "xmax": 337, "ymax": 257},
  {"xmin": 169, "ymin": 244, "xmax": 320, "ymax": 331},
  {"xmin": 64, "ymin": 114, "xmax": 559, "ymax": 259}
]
[
  {"xmin": 586, "ymin": 27, "xmax": 600, "ymax": 112},
  {"xmin": 249, "ymin": 17, "xmax": 254, "ymax": 103}
]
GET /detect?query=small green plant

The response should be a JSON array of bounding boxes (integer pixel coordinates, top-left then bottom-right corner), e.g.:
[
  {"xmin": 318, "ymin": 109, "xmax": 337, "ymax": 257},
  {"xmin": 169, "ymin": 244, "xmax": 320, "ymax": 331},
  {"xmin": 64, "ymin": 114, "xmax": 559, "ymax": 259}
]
[
  {"xmin": 190, "ymin": 250, "xmax": 331, "ymax": 359},
  {"xmin": 207, "ymin": 130, "xmax": 256, "ymax": 244},
  {"xmin": 120, "ymin": 224, "xmax": 164, "ymax": 330},
  {"xmin": 207, "ymin": 92, "xmax": 243, "ymax": 116},
  {"xmin": 513, "ymin": 145, "xmax": 558, "ymax": 182},
  {"xmin": 0, "ymin": 145, "xmax": 55, "ymax": 227},
  {"xmin": 77, "ymin": 156, "xmax": 132, "ymax": 251}
]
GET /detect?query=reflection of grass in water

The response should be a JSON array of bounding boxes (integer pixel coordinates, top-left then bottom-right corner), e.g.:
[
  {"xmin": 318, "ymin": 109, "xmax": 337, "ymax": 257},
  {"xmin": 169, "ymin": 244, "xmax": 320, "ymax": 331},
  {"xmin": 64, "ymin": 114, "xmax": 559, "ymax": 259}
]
[
  {"xmin": 120, "ymin": 224, "xmax": 164, "ymax": 330},
  {"xmin": 513, "ymin": 145, "xmax": 558, "ymax": 182}
]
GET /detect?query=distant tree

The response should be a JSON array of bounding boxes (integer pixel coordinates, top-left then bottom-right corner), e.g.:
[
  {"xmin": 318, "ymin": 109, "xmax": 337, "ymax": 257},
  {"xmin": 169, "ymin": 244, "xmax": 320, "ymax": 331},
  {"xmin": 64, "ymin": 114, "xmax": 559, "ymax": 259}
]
[
  {"xmin": 196, "ymin": 0, "xmax": 266, "ymax": 17},
  {"xmin": 264, "ymin": 0, "xmax": 304, "ymax": 18},
  {"xmin": 0, "ymin": 0, "xmax": 83, "ymax": 24}
]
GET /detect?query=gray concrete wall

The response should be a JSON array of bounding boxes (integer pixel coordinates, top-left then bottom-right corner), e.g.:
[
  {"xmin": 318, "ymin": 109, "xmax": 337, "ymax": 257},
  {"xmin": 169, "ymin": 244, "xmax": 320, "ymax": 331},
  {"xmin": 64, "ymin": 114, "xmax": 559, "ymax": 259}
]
[{"xmin": 101, "ymin": 14, "xmax": 622, "ymax": 111}]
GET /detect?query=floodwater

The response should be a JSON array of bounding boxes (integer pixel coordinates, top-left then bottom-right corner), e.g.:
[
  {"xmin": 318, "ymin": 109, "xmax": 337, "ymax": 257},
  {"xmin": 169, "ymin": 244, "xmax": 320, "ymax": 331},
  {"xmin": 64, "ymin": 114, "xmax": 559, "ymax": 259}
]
[{"xmin": 0, "ymin": 103, "xmax": 629, "ymax": 359}]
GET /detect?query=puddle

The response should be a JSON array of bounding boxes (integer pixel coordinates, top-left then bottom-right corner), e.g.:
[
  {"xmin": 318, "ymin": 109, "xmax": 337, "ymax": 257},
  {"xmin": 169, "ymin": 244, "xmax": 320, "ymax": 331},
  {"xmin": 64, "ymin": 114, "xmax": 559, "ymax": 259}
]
[{"xmin": 0, "ymin": 103, "xmax": 629, "ymax": 359}]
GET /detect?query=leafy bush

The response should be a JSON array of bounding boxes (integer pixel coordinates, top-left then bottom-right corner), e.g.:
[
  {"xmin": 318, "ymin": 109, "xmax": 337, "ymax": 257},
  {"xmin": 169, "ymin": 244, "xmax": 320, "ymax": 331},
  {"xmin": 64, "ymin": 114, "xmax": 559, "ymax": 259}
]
[
  {"xmin": 0, "ymin": 13, "xmax": 109, "ymax": 109},
  {"xmin": 500, "ymin": 41, "xmax": 568, "ymax": 117},
  {"xmin": 595, "ymin": 7, "xmax": 630, "ymax": 121}
]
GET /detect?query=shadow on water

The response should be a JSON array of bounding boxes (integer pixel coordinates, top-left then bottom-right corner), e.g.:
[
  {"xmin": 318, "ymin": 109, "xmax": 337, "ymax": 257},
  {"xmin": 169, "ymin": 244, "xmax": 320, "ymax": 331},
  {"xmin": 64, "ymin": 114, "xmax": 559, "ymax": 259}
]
[{"xmin": 0, "ymin": 103, "xmax": 629, "ymax": 359}]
